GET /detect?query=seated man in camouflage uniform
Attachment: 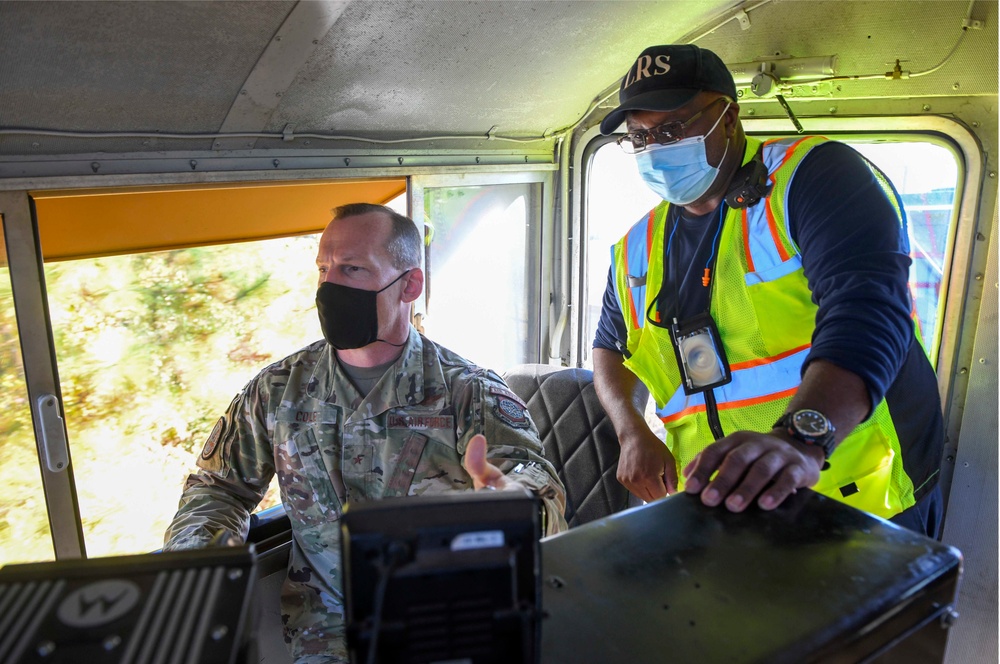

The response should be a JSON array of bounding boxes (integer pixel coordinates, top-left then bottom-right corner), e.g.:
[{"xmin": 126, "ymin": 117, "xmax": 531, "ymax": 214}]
[{"xmin": 163, "ymin": 202, "xmax": 568, "ymax": 663}]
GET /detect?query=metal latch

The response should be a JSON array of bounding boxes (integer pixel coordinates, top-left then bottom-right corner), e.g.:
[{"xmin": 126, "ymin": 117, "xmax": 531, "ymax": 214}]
[{"xmin": 36, "ymin": 394, "xmax": 69, "ymax": 472}]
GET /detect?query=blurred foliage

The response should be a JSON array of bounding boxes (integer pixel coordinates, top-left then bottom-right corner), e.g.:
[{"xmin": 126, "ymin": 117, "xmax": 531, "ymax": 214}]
[{"xmin": 0, "ymin": 234, "xmax": 321, "ymax": 563}]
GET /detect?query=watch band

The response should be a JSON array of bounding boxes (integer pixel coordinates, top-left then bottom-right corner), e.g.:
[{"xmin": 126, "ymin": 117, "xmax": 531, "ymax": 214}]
[{"xmin": 773, "ymin": 409, "xmax": 836, "ymax": 460}]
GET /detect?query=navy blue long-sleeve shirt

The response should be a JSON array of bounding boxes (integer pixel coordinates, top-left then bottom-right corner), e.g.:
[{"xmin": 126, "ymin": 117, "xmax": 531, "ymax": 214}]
[{"xmin": 594, "ymin": 141, "xmax": 913, "ymax": 410}]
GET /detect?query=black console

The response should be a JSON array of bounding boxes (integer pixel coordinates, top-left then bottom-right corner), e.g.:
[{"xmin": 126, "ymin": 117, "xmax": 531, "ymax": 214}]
[{"xmin": 341, "ymin": 488, "xmax": 542, "ymax": 664}]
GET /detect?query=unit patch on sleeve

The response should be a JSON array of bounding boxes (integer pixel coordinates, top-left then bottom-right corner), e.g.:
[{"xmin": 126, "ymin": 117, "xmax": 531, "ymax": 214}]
[
  {"xmin": 493, "ymin": 395, "xmax": 529, "ymax": 429},
  {"xmin": 201, "ymin": 417, "xmax": 225, "ymax": 460}
]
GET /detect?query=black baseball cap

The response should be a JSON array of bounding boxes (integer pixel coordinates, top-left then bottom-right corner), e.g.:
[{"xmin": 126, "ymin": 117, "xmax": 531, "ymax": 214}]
[{"xmin": 599, "ymin": 44, "xmax": 737, "ymax": 135}]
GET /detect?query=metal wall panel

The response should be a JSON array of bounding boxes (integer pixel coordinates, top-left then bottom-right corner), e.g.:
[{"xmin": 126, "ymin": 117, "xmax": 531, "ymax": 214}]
[{"xmin": 942, "ymin": 204, "xmax": 998, "ymax": 664}]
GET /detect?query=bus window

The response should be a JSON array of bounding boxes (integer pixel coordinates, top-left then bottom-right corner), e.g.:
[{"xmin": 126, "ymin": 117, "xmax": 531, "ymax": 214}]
[
  {"xmin": 41, "ymin": 235, "xmax": 322, "ymax": 557},
  {"xmin": 583, "ymin": 143, "xmax": 664, "ymax": 368},
  {"xmin": 420, "ymin": 183, "xmax": 542, "ymax": 371},
  {"xmin": 583, "ymin": 136, "xmax": 961, "ymax": 370},
  {"xmin": 849, "ymin": 141, "xmax": 959, "ymax": 365},
  {"xmin": 0, "ymin": 228, "xmax": 55, "ymax": 566}
]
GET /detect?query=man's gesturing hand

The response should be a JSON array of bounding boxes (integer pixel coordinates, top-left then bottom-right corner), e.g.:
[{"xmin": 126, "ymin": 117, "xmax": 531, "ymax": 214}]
[{"xmin": 462, "ymin": 434, "xmax": 510, "ymax": 491}]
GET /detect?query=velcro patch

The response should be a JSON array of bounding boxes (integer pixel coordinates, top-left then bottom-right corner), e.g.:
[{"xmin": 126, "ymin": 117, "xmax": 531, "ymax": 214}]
[
  {"xmin": 494, "ymin": 396, "xmax": 529, "ymax": 429},
  {"xmin": 201, "ymin": 418, "xmax": 225, "ymax": 460}
]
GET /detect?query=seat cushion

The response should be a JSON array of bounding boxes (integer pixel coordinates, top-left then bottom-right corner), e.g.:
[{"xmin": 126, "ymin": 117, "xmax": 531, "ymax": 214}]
[{"xmin": 503, "ymin": 364, "xmax": 629, "ymax": 527}]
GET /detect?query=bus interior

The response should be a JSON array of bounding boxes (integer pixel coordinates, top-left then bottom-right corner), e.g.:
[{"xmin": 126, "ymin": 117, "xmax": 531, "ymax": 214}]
[{"xmin": 0, "ymin": 1, "xmax": 996, "ymax": 662}]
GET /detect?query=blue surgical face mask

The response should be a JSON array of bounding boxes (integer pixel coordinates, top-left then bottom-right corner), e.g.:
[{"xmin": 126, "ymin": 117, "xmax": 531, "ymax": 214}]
[{"xmin": 634, "ymin": 103, "xmax": 731, "ymax": 206}]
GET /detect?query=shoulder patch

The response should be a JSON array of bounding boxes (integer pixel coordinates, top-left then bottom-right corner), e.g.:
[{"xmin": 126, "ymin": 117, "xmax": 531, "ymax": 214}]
[
  {"xmin": 201, "ymin": 418, "xmax": 225, "ymax": 460},
  {"xmin": 493, "ymin": 395, "xmax": 530, "ymax": 429}
]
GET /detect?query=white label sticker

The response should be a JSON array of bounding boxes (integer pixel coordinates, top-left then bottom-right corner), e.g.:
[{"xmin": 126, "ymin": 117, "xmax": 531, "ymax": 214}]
[
  {"xmin": 450, "ymin": 530, "xmax": 505, "ymax": 551},
  {"xmin": 57, "ymin": 579, "xmax": 141, "ymax": 628}
]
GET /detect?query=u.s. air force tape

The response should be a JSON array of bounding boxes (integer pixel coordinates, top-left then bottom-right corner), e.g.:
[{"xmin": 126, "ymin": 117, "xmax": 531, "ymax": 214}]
[{"xmin": 387, "ymin": 414, "xmax": 455, "ymax": 429}]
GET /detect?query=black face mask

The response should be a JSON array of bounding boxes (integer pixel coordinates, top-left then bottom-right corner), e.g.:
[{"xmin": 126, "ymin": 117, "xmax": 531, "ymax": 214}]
[{"xmin": 316, "ymin": 270, "xmax": 410, "ymax": 350}]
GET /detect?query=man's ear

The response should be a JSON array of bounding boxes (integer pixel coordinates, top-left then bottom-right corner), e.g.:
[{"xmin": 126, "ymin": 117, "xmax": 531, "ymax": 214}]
[
  {"xmin": 724, "ymin": 101, "xmax": 741, "ymax": 138},
  {"xmin": 400, "ymin": 267, "xmax": 424, "ymax": 304}
]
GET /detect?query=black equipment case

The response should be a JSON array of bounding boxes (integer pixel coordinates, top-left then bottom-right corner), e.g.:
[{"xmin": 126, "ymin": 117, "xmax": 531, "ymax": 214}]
[{"xmin": 541, "ymin": 490, "xmax": 962, "ymax": 664}]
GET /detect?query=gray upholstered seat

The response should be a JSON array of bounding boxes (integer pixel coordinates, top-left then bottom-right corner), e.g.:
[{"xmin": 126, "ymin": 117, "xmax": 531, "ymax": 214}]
[{"xmin": 502, "ymin": 364, "xmax": 630, "ymax": 527}]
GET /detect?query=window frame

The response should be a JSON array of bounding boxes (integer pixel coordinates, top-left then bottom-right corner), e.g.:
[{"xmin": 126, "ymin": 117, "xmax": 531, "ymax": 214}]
[
  {"xmin": 409, "ymin": 169, "xmax": 556, "ymax": 365},
  {"xmin": 1, "ymin": 190, "xmax": 86, "ymax": 559}
]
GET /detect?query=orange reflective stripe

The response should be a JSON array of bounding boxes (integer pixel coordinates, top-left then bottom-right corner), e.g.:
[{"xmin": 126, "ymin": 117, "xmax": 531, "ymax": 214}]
[
  {"xmin": 730, "ymin": 343, "xmax": 811, "ymax": 371},
  {"xmin": 622, "ymin": 230, "xmax": 640, "ymax": 330},
  {"xmin": 660, "ymin": 386, "xmax": 799, "ymax": 424},
  {"xmin": 646, "ymin": 209, "xmax": 655, "ymax": 262},
  {"xmin": 645, "ymin": 210, "xmax": 657, "ymax": 322},
  {"xmin": 722, "ymin": 386, "xmax": 799, "ymax": 412},
  {"xmin": 771, "ymin": 135, "xmax": 814, "ymax": 171},
  {"xmin": 764, "ymin": 194, "xmax": 792, "ymax": 262},
  {"xmin": 649, "ymin": 210, "xmax": 662, "ymax": 322},
  {"xmin": 741, "ymin": 207, "xmax": 755, "ymax": 272},
  {"xmin": 625, "ymin": 209, "xmax": 658, "ymax": 328},
  {"xmin": 661, "ymin": 403, "xmax": 704, "ymax": 424},
  {"xmin": 763, "ymin": 136, "xmax": 814, "ymax": 263}
]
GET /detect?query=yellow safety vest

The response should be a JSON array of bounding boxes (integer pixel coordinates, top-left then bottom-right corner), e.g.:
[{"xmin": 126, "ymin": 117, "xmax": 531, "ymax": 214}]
[{"xmin": 611, "ymin": 136, "xmax": 916, "ymax": 519}]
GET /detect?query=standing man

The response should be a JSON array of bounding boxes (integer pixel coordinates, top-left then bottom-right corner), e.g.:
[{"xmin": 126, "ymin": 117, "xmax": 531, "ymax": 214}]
[
  {"xmin": 592, "ymin": 45, "xmax": 944, "ymax": 536},
  {"xmin": 164, "ymin": 203, "xmax": 567, "ymax": 663}
]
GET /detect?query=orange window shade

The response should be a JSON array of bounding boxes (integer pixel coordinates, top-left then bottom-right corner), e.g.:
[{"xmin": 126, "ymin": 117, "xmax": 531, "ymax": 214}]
[{"xmin": 31, "ymin": 178, "xmax": 407, "ymax": 261}]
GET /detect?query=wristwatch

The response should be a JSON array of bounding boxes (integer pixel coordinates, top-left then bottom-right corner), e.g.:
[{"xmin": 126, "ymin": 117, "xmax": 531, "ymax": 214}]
[{"xmin": 773, "ymin": 408, "xmax": 837, "ymax": 459}]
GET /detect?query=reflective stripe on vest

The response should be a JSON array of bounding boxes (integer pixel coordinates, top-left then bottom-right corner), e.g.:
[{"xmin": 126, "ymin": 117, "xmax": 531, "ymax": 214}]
[
  {"xmin": 660, "ymin": 344, "xmax": 810, "ymax": 422},
  {"xmin": 741, "ymin": 137, "xmax": 820, "ymax": 279},
  {"xmin": 610, "ymin": 136, "xmax": 917, "ymax": 520},
  {"xmin": 621, "ymin": 210, "xmax": 656, "ymax": 330}
]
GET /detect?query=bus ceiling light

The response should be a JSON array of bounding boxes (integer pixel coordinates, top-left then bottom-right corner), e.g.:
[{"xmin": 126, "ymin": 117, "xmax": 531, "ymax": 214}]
[{"xmin": 728, "ymin": 55, "xmax": 839, "ymax": 87}]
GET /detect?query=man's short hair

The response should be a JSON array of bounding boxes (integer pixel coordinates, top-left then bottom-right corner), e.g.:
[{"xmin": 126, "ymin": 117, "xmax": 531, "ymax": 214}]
[{"xmin": 331, "ymin": 203, "xmax": 422, "ymax": 269}]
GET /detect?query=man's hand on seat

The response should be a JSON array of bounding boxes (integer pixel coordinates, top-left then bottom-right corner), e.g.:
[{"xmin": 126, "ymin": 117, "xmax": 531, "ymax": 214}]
[{"xmin": 617, "ymin": 425, "xmax": 678, "ymax": 503}]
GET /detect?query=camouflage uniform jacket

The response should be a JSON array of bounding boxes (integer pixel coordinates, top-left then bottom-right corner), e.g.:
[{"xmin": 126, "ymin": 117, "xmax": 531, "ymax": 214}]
[{"xmin": 163, "ymin": 326, "xmax": 567, "ymax": 662}]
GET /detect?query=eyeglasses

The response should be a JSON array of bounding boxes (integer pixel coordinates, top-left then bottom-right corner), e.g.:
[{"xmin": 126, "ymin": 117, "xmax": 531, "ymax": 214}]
[{"xmin": 616, "ymin": 97, "xmax": 732, "ymax": 154}]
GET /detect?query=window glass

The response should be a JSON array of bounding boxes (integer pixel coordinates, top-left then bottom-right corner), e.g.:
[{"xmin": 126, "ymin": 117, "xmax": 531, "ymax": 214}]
[
  {"xmin": 583, "ymin": 143, "xmax": 662, "ymax": 367},
  {"xmin": 43, "ymin": 234, "xmax": 322, "ymax": 557},
  {"xmin": 584, "ymin": 137, "xmax": 960, "ymax": 369},
  {"xmin": 422, "ymin": 184, "xmax": 539, "ymax": 371},
  {"xmin": 0, "ymin": 230, "xmax": 56, "ymax": 566},
  {"xmin": 849, "ymin": 141, "xmax": 958, "ymax": 362}
]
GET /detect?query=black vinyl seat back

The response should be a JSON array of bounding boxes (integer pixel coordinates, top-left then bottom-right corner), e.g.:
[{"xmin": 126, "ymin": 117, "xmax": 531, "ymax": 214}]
[{"xmin": 502, "ymin": 364, "xmax": 629, "ymax": 527}]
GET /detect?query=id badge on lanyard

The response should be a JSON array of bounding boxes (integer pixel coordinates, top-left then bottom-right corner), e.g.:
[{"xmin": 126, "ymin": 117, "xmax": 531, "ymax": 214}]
[{"xmin": 668, "ymin": 312, "xmax": 732, "ymax": 395}]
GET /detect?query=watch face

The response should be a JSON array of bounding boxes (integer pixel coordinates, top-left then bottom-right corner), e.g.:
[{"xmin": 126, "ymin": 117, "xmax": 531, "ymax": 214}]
[{"xmin": 792, "ymin": 409, "xmax": 830, "ymax": 437}]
